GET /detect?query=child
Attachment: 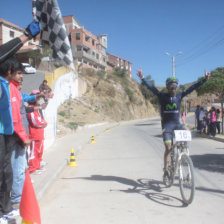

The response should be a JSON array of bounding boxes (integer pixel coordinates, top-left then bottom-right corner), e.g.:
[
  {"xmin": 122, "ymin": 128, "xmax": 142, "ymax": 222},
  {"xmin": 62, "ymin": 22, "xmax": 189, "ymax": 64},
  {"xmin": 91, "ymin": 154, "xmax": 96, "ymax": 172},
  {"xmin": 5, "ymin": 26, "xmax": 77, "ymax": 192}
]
[{"xmin": 27, "ymin": 90, "xmax": 47, "ymax": 174}]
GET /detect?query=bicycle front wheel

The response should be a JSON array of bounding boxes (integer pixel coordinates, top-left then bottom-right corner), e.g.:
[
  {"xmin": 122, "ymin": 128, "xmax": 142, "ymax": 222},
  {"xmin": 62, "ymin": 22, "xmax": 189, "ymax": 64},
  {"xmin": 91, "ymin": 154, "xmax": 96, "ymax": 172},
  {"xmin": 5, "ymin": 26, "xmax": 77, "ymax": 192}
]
[{"xmin": 179, "ymin": 154, "xmax": 195, "ymax": 205}]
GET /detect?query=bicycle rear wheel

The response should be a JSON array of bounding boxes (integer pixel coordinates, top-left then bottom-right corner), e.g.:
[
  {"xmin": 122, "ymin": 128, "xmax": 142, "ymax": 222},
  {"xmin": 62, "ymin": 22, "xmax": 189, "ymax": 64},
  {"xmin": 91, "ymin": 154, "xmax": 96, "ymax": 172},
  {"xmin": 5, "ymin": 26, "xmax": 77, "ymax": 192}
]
[{"xmin": 179, "ymin": 154, "xmax": 195, "ymax": 205}]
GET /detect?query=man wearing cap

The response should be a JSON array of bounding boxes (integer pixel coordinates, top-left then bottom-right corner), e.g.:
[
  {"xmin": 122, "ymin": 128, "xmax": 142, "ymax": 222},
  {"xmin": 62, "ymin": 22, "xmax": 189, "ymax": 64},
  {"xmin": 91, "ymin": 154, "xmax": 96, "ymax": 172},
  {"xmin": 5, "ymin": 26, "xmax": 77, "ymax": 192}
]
[{"xmin": 137, "ymin": 69, "xmax": 210, "ymax": 182}]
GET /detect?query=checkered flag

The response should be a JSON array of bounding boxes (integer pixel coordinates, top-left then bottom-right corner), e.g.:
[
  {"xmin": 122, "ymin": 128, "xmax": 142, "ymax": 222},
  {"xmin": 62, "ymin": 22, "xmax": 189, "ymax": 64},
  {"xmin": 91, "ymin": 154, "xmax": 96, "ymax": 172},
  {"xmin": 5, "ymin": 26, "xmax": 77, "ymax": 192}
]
[{"xmin": 32, "ymin": 0, "xmax": 74, "ymax": 70}]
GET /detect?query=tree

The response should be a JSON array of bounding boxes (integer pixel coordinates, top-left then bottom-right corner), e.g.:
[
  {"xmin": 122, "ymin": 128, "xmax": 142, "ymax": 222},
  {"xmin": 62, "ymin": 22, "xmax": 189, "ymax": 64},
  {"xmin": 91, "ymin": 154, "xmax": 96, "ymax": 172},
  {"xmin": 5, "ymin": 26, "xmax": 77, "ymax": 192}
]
[
  {"xmin": 113, "ymin": 67, "xmax": 127, "ymax": 78},
  {"xmin": 196, "ymin": 67, "xmax": 224, "ymax": 134},
  {"xmin": 27, "ymin": 50, "xmax": 44, "ymax": 66},
  {"xmin": 93, "ymin": 69, "xmax": 106, "ymax": 88}
]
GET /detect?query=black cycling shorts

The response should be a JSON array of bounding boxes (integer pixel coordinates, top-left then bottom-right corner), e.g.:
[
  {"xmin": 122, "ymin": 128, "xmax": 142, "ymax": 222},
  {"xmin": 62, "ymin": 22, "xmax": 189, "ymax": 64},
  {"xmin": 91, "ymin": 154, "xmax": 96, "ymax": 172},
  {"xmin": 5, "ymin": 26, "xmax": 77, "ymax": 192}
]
[{"xmin": 162, "ymin": 122, "xmax": 185, "ymax": 143}]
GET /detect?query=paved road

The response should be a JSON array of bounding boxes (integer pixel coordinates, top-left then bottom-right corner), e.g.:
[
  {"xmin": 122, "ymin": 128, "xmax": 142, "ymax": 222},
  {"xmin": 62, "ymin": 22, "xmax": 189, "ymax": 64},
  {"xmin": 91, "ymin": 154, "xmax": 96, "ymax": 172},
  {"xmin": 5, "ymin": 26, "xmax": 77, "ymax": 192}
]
[
  {"xmin": 21, "ymin": 70, "xmax": 45, "ymax": 94},
  {"xmin": 39, "ymin": 118, "xmax": 224, "ymax": 224}
]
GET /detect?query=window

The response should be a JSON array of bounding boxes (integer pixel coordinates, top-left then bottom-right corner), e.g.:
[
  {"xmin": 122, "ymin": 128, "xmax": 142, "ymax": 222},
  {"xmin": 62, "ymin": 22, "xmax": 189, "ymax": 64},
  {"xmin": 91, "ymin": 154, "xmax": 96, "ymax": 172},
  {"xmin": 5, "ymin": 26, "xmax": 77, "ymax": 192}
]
[
  {"xmin": 92, "ymin": 39, "xmax": 95, "ymax": 46},
  {"xmin": 85, "ymin": 35, "xmax": 90, "ymax": 42},
  {"xmin": 96, "ymin": 53, "xmax": 99, "ymax": 59},
  {"xmin": 76, "ymin": 33, "xmax": 80, "ymax": 40},
  {"xmin": 77, "ymin": 45, "xmax": 82, "ymax": 51},
  {"xmin": 92, "ymin": 51, "xmax": 95, "ymax": 56},
  {"xmin": 10, "ymin": 31, "xmax": 14, "ymax": 38}
]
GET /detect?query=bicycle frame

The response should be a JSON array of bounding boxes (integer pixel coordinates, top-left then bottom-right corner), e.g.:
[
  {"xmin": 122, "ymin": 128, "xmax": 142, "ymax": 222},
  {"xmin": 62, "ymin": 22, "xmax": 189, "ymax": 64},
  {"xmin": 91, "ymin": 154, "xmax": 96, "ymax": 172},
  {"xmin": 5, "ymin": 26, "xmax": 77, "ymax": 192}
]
[
  {"xmin": 172, "ymin": 141, "xmax": 189, "ymax": 179},
  {"xmin": 169, "ymin": 130, "xmax": 195, "ymax": 205}
]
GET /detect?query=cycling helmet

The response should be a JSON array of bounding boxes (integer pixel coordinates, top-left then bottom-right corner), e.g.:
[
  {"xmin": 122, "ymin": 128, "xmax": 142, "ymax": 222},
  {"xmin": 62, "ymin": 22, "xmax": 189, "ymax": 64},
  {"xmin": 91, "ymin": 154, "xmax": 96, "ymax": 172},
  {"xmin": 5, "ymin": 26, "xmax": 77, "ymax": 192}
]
[{"xmin": 166, "ymin": 77, "xmax": 178, "ymax": 87}]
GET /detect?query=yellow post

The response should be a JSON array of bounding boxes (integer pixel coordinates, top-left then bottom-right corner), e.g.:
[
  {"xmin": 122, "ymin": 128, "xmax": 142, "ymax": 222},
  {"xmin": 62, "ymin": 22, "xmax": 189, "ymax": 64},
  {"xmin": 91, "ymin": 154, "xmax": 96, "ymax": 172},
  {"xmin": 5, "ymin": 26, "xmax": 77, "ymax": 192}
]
[
  {"xmin": 91, "ymin": 135, "xmax": 95, "ymax": 144},
  {"xmin": 69, "ymin": 148, "xmax": 77, "ymax": 167},
  {"xmin": 21, "ymin": 219, "xmax": 33, "ymax": 224}
]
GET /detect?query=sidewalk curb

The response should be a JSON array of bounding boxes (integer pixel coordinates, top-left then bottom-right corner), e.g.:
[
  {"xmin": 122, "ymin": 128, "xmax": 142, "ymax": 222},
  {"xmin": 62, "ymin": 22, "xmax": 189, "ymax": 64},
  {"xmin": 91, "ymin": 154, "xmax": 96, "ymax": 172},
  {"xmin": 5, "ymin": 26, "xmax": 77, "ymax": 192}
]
[
  {"xmin": 194, "ymin": 133, "xmax": 224, "ymax": 143},
  {"xmin": 191, "ymin": 129, "xmax": 224, "ymax": 143}
]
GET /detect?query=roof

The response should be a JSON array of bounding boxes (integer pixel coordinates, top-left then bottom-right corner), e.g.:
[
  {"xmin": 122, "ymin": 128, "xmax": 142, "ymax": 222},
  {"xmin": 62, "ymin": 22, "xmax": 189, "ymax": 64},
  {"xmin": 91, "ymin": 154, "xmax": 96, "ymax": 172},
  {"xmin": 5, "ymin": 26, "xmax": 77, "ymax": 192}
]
[{"xmin": 0, "ymin": 18, "xmax": 24, "ymax": 32}]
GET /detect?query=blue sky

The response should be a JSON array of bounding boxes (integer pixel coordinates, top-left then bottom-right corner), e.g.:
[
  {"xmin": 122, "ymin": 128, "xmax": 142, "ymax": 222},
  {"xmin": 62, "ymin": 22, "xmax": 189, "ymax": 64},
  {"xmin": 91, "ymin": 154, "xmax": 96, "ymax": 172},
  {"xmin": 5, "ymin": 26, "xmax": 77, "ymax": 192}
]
[{"xmin": 1, "ymin": 0, "xmax": 224, "ymax": 85}]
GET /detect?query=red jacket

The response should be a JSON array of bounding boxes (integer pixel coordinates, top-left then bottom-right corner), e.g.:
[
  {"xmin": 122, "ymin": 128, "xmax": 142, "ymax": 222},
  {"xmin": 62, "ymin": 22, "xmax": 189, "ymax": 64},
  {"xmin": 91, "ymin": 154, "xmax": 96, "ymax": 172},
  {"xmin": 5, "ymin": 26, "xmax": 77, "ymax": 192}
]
[
  {"xmin": 27, "ymin": 105, "xmax": 47, "ymax": 140},
  {"xmin": 10, "ymin": 81, "xmax": 29, "ymax": 142}
]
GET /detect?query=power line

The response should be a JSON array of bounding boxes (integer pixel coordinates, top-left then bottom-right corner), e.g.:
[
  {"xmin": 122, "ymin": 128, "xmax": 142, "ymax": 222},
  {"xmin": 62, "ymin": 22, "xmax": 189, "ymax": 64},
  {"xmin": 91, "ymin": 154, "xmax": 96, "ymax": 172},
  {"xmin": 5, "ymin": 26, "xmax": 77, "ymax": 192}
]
[
  {"xmin": 177, "ymin": 37, "xmax": 224, "ymax": 67},
  {"xmin": 176, "ymin": 24, "xmax": 224, "ymax": 67}
]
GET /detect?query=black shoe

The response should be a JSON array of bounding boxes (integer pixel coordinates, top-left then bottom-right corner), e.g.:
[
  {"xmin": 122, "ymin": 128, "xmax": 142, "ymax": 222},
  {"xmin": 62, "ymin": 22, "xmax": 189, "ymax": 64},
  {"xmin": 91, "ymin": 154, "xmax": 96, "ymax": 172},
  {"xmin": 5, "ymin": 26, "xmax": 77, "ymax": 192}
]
[{"xmin": 163, "ymin": 170, "xmax": 172, "ymax": 187}]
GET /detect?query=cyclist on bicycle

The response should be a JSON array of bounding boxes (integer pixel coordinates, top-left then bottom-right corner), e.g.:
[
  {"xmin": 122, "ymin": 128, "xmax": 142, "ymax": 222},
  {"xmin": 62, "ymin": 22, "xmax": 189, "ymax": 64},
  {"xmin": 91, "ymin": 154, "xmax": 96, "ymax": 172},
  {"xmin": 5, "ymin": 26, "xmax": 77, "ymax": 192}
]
[{"xmin": 137, "ymin": 69, "xmax": 210, "ymax": 181}]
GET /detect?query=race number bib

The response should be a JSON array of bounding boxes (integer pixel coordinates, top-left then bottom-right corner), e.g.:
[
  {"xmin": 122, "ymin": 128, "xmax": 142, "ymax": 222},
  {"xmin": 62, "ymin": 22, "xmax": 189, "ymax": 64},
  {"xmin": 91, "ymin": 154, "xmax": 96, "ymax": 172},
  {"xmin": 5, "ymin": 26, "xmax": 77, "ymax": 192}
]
[{"xmin": 174, "ymin": 130, "xmax": 192, "ymax": 141}]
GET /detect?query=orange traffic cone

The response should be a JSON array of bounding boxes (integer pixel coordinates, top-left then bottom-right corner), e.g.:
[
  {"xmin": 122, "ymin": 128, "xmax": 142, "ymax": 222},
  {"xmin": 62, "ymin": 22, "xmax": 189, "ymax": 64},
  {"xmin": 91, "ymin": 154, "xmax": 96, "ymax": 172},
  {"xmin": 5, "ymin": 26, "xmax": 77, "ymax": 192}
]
[{"xmin": 20, "ymin": 170, "xmax": 41, "ymax": 224}]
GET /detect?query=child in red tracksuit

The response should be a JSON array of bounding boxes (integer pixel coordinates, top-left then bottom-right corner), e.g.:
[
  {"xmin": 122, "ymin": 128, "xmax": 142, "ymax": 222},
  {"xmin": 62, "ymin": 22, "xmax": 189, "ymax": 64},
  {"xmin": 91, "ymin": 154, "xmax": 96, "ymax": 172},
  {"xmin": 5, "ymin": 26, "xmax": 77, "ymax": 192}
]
[{"xmin": 27, "ymin": 90, "xmax": 47, "ymax": 173}]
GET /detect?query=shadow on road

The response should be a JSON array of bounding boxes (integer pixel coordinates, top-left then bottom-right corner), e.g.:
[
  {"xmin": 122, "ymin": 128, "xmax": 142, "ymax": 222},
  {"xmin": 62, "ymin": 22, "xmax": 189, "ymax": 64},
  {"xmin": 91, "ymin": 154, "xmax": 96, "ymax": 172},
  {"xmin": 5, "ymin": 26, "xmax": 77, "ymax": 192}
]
[
  {"xmin": 64, "ymin": 175, "xmax": 186, "ymax": 207},
  {"xmin": 191, "ymin": 153, "xmax": 224, "ymax": 173},
  {"xmin": 135, "ymin": 123, "xmax": 158, "ymax": 126},
  {"xmin": 153, "ymin": 134, "xmax": 163, "ymax": 138}
]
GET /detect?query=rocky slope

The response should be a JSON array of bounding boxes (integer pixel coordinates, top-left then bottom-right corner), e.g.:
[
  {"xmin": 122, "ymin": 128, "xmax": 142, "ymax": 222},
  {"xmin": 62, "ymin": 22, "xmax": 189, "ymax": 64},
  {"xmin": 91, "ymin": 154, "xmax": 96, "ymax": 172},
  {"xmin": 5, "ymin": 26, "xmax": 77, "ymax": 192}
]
[{"xmin": 56, "ymin": 68, "xmax": 157, "ymax": 136}]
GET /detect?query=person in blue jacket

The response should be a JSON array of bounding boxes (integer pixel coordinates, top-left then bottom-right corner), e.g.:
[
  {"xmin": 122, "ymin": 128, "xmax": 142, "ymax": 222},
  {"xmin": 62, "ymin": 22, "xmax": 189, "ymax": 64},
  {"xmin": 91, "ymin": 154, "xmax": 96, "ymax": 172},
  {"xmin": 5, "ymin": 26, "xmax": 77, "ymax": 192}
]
[
  {"xmin": 0, "ymin": 20, "xmax": 40, "ymax": 222},
  {"xmin": 137, "ymin": 69, "xmax": 210, "ymax": 183}
]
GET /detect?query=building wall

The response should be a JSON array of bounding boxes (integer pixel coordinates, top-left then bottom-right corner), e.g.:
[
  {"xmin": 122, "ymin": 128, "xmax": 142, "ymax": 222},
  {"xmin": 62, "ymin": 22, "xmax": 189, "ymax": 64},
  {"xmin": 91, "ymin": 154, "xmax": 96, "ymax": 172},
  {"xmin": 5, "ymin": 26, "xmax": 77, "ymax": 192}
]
[
  {"xmin": 0, "ymin": 19, "xmax": 38, "ymax": 47},
  {"xmin": 0, "ymin": 23, "xmax": 23, "ymax": 44},
  {"xmin": 63, "ymin": 15, "xmax": 132, "ymax": 77},
  {"xmin": 107, "ymin": 53, "xmax": 132, "ymax": 78},
  {"xmin": 63, "ymin": 15, "xmax": 107, "ymax": 71}
]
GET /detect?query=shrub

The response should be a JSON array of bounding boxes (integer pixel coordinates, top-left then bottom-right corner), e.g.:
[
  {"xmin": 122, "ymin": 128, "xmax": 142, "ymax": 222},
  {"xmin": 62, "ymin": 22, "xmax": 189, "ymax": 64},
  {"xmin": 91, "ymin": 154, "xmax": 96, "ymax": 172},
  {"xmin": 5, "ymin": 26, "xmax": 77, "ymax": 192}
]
[
  {"xmin": 66, "ymin": 122, "xmax": 78, "ymax": 130},
  {"xmin": 125, "ymin": 87, "xmax": 135, "ymax": 102},
  {"xmin": 94, "ymin": 108, "xmax": 99, "ymax": 113},
  {"xmin": 107, "ymin": 100, "xmax": 115, "ymax": 108},
  {"xmin": 113, "ymin": 67, "xmax": 127, "ymax": 78},
  {"xmin": 58, "ymin": 111, "xmax": 66, "ymax": 117}
]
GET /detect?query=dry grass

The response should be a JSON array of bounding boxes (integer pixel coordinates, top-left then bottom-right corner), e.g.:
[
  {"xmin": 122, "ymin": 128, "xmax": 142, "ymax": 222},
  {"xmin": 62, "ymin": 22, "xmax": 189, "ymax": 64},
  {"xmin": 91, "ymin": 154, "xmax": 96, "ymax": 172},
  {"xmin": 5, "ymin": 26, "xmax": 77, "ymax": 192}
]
[{"xmin": 56, "ymin": 68, "xmax": 157, "ymax": 136}]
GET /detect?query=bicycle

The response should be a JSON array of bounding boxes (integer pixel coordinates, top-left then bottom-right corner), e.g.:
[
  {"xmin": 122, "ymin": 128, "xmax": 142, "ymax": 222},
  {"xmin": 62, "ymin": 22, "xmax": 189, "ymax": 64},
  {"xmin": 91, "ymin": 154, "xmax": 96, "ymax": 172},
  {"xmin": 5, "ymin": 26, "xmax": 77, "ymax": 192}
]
[{"xmin": 163, "ymin": 130, "xmax": 195, "ymax": 205}]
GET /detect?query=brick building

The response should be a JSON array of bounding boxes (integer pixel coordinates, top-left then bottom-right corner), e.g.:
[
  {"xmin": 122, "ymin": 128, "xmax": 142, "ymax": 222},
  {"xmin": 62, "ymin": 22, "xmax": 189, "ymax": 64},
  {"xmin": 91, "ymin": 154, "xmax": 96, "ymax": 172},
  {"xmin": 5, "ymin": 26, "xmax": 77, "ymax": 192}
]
[
  {"xmin": 107, "ymin": 53, "xmax": 132, "ymax": 78},
  {"xmin": 63, "ymin": 15, "xmax": 107, "ymax": 71},
  {"xmin": 63, "ymin": 15, "xmax": 132, "ymax": 78}
]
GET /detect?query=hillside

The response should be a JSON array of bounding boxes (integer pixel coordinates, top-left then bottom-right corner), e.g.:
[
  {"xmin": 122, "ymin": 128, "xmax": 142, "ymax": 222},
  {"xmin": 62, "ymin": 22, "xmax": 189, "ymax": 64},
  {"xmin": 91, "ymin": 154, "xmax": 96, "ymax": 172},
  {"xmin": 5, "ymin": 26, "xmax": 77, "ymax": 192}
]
[
  {"xmin": 56, "ymin": 70, "xmax": 217, "ymax": 136},
  {"xmin": 57, "ymin": 68, "xmax": 158, "ymax": 136}
]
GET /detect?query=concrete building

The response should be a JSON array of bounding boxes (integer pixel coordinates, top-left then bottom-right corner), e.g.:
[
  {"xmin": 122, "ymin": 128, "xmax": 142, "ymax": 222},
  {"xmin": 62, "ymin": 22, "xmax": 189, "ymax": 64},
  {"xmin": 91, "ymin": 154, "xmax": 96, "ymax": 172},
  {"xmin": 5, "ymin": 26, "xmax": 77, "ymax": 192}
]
[
  {"xmin": 63, "ymin": 15, "xmax": 107, "ymax": 71},
  {"xmin": 107, "ymin": 53, "xmax": 132, "ymax": 78}
]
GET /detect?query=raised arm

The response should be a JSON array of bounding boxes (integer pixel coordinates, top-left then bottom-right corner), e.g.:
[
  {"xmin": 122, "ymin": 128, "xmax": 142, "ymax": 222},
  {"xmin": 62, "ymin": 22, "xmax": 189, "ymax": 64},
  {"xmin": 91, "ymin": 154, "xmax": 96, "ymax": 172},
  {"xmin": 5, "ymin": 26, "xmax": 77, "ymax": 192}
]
[
  {"xmin": 182, "ymin": 72, "xmax": 210, "ymax": 98},
  {"xmin": 0, "ymin": 20, "xmax": 40, "ymax": 63},
  {"xmin": 137, "ymin": 69, "xmax": 160, "ymax": 96}
]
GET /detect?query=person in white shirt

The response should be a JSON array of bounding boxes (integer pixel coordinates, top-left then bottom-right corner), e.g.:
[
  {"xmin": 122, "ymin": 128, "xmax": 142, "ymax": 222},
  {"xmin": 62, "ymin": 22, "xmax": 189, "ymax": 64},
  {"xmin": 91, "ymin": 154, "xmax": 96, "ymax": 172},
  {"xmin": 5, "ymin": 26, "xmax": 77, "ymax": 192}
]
[{"xmin": 199, "ymin": 107, "xmax": 205, "ymax": 134}]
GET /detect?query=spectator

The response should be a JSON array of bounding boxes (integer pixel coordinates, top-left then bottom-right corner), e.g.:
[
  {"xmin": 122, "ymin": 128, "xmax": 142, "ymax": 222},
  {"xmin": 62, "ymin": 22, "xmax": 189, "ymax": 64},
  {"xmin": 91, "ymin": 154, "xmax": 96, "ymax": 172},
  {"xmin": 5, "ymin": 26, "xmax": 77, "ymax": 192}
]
[
  {"xmin": 205, "ymin": 111, "xmax": 210, "ymax": 135},
  {"xmin": 199, "ymin": 107, "xmax": 205, "ymax": 134},
  {"xmin": 209, "ymin": 107, "xmax": 217, "ymax": 137},
  {"xmin": 181, "ymin": 111, "xmax": 186, "ymax": 124},
  {"xmin": 8, "ymin": 60, "xmax": 32, "ymax": 211},
  {"xmin": 195, "ymin": 105, "xmax": 200, "ymax": 132},
  {"xmin": 0, "ymin": 20, "xmax": 40, "ymax": 222},
  {"xmin": 0, "ymin": 59, "xmax": 15, "ymax": 223},
  {"xmin": 10, "ymin": 83, "xmax": 46, "ymax": 209},
  {"xmin": 216, "ymin": 109, "xmax": 221, "ymax": 134},
  {"xmin": 27, "ymin": 91, "xmax": 47, "ymax": 174},
  {"xmin": 39, "ymin": 80, "xmax": 54, "ymax": 100}
]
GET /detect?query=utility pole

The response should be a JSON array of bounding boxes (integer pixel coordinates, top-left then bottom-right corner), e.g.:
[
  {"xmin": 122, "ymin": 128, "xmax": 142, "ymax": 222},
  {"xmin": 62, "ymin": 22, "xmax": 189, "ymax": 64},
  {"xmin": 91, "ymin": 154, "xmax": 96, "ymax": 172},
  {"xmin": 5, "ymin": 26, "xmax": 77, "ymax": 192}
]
[
  {"xmin": 165, "ymin": 52, "xmax": 182, "ymax": 77},
  {"xmin": 172, "ymin": 56, "xmax": 175, "ymax": 77}
]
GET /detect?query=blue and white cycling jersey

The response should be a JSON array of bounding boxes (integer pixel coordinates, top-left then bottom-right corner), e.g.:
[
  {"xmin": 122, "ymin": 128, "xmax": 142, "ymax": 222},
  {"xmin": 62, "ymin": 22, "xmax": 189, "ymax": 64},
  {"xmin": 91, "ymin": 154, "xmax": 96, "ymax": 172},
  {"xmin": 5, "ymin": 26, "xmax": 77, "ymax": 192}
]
[{"xmin": 141, "ymin": 78, "xmax": 206, "ymax": 125}]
